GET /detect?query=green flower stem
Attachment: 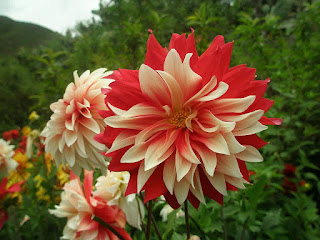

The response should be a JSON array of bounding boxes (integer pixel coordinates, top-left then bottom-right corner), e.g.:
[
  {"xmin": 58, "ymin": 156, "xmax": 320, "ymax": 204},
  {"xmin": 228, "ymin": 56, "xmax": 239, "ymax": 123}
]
[
  {"xmin": 150, "ymin": 212, "xmax": 163, "ymax": 240},
  {"xmin": 136, "ymin": 196, "xmax": 147, "ymax": 235},
  {"xmin": 91, "ymin": 214, "xmax": 126, "ymax": 240},
  {"xmin": 146, "ymin": 201, "xmax": 153, "ymax": 240},
  {"xmin": 220, "ymin": 207, "xmax": 228, "ymax": 240},
  {"xmin": 184, "ymin": 201, "xmax": 191, "ymax": 239}
]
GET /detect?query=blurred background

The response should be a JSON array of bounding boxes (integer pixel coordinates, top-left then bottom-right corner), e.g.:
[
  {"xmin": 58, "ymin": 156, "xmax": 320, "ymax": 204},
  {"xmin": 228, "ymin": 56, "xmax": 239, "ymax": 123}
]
[{"xmin": 0, "ymin": 0, "xmax": 319, "ymax": 239}]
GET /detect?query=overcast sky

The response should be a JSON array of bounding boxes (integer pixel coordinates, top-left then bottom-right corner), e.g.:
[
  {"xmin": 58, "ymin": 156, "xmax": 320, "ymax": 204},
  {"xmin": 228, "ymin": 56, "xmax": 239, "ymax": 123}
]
[{"xmin": 0, "ymin": 0, "xmax": 103, "ymax": 34}]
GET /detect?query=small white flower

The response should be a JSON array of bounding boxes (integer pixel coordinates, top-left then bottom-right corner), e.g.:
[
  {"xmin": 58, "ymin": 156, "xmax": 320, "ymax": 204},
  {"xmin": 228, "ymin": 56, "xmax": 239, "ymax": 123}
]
[{"xmin": 0, "ymin": 138, "xmax": 17, "ymax": 176}]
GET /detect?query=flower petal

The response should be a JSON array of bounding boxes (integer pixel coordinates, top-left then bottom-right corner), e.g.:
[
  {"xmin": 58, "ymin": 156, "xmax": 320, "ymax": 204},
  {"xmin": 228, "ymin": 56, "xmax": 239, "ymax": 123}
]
[{"xmin": 235, "ymin": 145, "xmax": 263, "ymax": 162}]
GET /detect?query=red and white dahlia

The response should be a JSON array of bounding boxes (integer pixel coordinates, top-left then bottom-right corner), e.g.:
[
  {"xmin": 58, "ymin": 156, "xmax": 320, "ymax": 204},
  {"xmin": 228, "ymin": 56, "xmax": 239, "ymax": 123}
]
[
  {"xmin": 96, "ymin": 31, "xmax": 282, "ymax": 209},
  {"xmin": 49, "ymin": 171, "xmax": 132, "ymax": 240},
  {"xmin": 94, "ymin": 170, "xmax": 144, "ymax": 230},
  {"xmin": 42, "ymin": 69, "xmax": 113, "ymax": 175}
]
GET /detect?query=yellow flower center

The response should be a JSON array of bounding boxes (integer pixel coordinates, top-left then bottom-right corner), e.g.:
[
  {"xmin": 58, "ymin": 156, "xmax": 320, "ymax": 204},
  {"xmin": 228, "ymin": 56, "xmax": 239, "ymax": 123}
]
[{"xmin": 169, "ymin": 109, "xmax": 189, "ymax": 128}]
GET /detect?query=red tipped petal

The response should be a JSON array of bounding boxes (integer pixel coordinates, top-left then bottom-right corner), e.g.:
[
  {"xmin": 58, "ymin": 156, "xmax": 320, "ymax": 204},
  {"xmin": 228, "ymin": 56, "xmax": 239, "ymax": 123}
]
[
  {"xmin": 83, "ymin": 170, "xmax": 94, "ymax": 202},
  {"xmin": 260, "ymin": 116, "xmax": 283, "ymax": 125}
]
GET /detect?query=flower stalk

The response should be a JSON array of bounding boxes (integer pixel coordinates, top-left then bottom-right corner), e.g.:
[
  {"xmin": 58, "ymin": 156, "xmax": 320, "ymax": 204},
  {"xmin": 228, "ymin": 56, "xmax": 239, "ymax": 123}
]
[
  {"xmin": 184, "ymin": 201, "xmax": 191, "ymax": 239},
  {"xmin": 146, "ymin": 201, "xmax": 153, "ymax": 240},
  {"xmin": 91, "ymin": 214, "xmax": 126, "ymax": 240}
]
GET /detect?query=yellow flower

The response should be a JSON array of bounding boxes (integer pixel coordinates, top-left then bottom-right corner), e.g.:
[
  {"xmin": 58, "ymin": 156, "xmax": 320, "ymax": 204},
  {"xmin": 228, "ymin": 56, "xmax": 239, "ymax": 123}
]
[
  {"xmin": 7, "ymin": 170, "xmax": 30, "ymax": 186},
  {"xmin": 55, "ymin": 164, "xmax": 69, "ymax": 189},
  {"xmin": 22, "ymin": 126, "xmax": 31, "ymax": 137},
  {"xmin": 13, "ymin": 152, "xmax": 32, "ymax": 169},
  {"xmin": 36, "ymin": 186, "xmax": 50, "ymax": 202},
  {"xmin": 28, "ymin": 111, "xmax": 40, "ymax": 121},
  {"xmin": 34, "ymin": 174, "xmax": 45, "ymax": 188},
  {"xmin": 44, "ymin": 153, "xmax": 53, "ymax": 175}
]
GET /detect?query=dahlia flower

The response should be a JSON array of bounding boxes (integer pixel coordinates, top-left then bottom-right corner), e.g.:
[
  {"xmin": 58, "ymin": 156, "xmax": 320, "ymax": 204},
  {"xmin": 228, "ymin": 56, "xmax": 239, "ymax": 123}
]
[
  {"xmin": 42, "ymin": 69, "xmax": 113, "ymax": 175},
  {"xmin": 96, "ymin": 31, "xmax": 282, "ymax": 208},
  {"xmin": 94, "ymin": 170, "xmax": 144, "ymax": 229},
  {"xmin": 49, "ymin": 171, "xmax": 131, "ymax": 240},
  {"xmin": 0, "ymin": 139, "xmax": 18, "ymax": 176}
]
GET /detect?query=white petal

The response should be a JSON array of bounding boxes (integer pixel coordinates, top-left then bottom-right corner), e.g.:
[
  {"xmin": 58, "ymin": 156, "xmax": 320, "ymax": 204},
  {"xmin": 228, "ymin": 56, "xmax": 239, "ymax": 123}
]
[
  {"xmin": 222, "ymin": 132, "xmax": 246, "ymax": 154},
  {"xmin": 123, "ymin": 103, "xmax": 166, "ymax": 118},
  {"xmin": 225, "ymin": 176, "xmax": 246, "ymax": 189},
  {"xmin": 107, "ymin": 131, "xmax": 136, "ymax": 154},
  {"xmin": 216, "ymin": 154, "xmax": 242, "ymax": 178},
  {"xmin": 120, "ymin": 144, "xmax": 147, "ymax": 163},
  {"xmin": 233, "ymin": 122, "xmax": 268, "ymax": 136},
  {"xmin": 174, "ymin": 178, "xmax": 190, "ymax": 204},
  {"xmin": 194, "ymin": 133, "xmax": 230, "ymax": 155},
  {"xmin": 197, "ymin": 82, "xmax": 229, "ymax": 102},
  {"xmin": 137, "ymin": 161, "xmax": 156, "ymax": 192},
  {"xmin": 189, "ymin": 170, "xmax": 205, "ymax": 203},
  {"xmin": 175, "ymin": 151, "xmax": 192, "ymax": 182},
  {"xmin": 163, "ymin": 156, "xmax": 176, "ymax": 195},
  {"xmin": 184, "ymin": 76, "xmax": 217, "ymax": 106},
  {"xmin": 157, "ymin": 71, "xmax": 183, "ymax": 111},
  {"xmin": 139, "ymin": 64, "xmax": 171, "ymax": 106},
  {"xmin": 211, "ymin": 95, "xmax": 256, "ymax": 114},
  {"xmin": 135, "ymin": 119, "xmax": 173, "ymax": 144},
  {"xmin": 193, "ymin": 143, "xmax": 217, "ymax": 176},
  {"xmin": 235, "ymin": 145, "xmax": 263, "ymax": 162},
  {"xmin": 65, "ymin": 130, "xmax": 77, "ymax": 147},
  {"xmin": 164, "ymin": 50, "xmax": 201, "ymax": 100},
  {"xmin": 205, "ymin": 171, "xmax": 228, "ymax": 196}
]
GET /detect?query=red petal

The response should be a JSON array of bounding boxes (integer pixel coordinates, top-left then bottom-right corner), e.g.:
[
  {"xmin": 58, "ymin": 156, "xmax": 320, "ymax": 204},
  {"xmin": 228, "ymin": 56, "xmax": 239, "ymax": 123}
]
[
  {"xmin": 105, "ymin": 69, "xmax": 144, "ymax": 111},
  {"xmin": 187, "ymin": 192, "xmax": 200, "ymax": 209},
  {"xmin": 168, "ymin": 31, "xmax": 199, "ymax": 67},
  {"xmin": 222, "ymin": 67, "xmax": 256, "ymax": 98},
  {"xmin": 143, "ymin": 164, "xmax": 167, "ymax": 202},
  {"xmin": 69, "ymin": 170, "xmax": 78, "ymax": 180},
  {"xmin": 201, "ymin": 35, "xmax": 225, "ymax": 58},
  {"xmin": 237, "ymin": 160, "xmax": 249, "ymax": 182},
  {"xmin": 108, "ymin": 147, "xmax": 141, "ymax": 172},
  {"xmin": 198, "ymin": 167, "xmax": 223, "ymax": 205},
  {"xmin": 98, "ymin": 110, "xmax": 113, "ymax": 118},
  {"xmin": 260, "ymin": 116, "xmax": 283, "ymax": 125},
  {"xmin": 145, "ymin": 32, "xmax": 167, "ymax": 70},
  {"xmin": 112, "ymin": 226, "xmax": 133, "ymax": 240},
  {"xmin": 226, "ymin": 182, "xmax": 237, "ymax": 191},
  {"xmin": 164, "ymin": 192, "xmax": 181, "ymax": 209},
  {"xmin": 220, "ymin": 42, "xmax": 233, "ymax": 74},
  {"xmin": 83, "ymin": 170, "xmax": 94, "ymax": 202},
  {"xmin": 194, "ymin": 48, "xmax": 223, "ymax": 85},
  {"xmin": 236, "ymin": 134, "xmax": 268, "ymax": 149},
  {"xmin": 125, "ymin": 168, "xmax": 138, "ymax": 196}
]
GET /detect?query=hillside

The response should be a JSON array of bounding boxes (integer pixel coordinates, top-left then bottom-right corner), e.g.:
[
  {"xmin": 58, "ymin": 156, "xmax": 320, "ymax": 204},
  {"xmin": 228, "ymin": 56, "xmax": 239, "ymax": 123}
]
[{"xmin": 0, "ymin": 16, "xmax": 61, "ymax": 57}]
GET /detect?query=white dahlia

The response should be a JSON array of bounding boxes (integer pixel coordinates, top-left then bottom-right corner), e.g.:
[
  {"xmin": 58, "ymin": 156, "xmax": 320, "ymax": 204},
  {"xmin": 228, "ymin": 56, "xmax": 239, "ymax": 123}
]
[
  {"xmin": 41, "ymin": 69, "xmax": 113, "ymax": 175},
  {"xmin": 0, "ymin": 138, "xmax": 18, "ymax": 176}
]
